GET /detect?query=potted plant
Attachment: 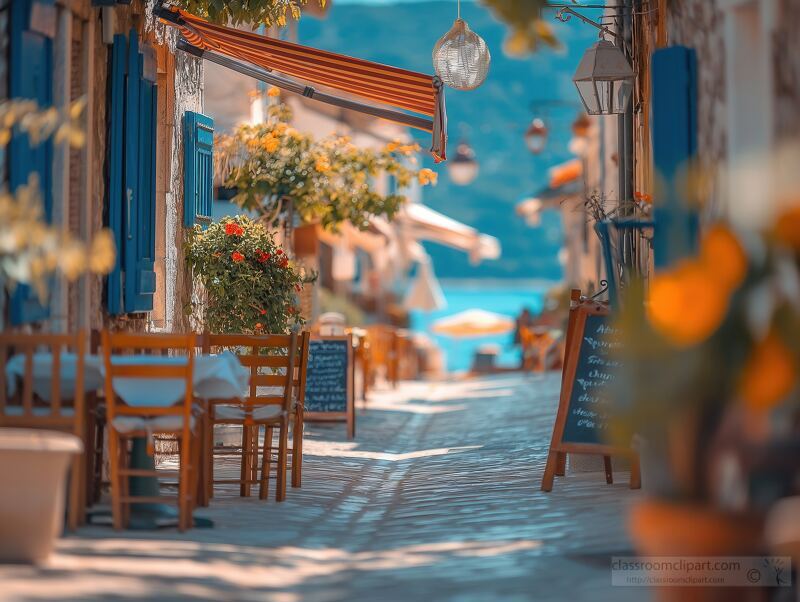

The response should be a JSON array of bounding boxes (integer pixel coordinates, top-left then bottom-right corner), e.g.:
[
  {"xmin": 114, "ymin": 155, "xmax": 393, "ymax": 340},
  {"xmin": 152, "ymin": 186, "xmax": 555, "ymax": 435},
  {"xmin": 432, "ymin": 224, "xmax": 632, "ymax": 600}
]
[
  {"xmin": 185, "ymin": 215, "xmax": 311, "ymax": 334},
  {"xmin": 610, "ymin": 211, "xmax": 800, "ymax": 587}
]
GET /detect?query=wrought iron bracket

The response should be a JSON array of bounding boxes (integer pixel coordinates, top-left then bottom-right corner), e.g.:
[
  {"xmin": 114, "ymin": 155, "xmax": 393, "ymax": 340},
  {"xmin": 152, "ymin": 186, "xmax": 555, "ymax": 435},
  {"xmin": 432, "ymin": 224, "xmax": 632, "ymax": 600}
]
[
  {"xmin": 552, "ymin": 6, "xmax": 623, "ymax": 40},
  {"xmin": 590, "ymin": 280, "xmax": 610, "ymax": 300}
]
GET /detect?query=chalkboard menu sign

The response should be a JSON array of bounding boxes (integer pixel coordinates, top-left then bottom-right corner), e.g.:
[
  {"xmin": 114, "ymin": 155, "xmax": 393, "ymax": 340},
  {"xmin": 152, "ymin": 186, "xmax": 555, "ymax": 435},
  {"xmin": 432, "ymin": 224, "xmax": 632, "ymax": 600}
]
[
  {"xmin": 541, "ymin": 295, "xmax": 640, "ymax": 492},
  {"xmin": 304, "ymin": 335, "xmax": 355, "ymax": 439},
  {"xmin": 560, "ymin": 313, "xmax": 620, "ymax": 445}
]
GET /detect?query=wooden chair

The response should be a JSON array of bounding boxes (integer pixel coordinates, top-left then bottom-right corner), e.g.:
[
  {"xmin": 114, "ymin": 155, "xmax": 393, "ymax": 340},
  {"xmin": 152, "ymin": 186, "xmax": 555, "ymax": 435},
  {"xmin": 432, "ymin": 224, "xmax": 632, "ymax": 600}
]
[
  {"xmin": 101, "ymin": 331, "xmax": 200, "ymax": 531},
  {"xmin": 201, "ymin": 331, "xmax": 310, "ymax": 502},
  {"xmin": 0, "ymin": 332, "xmax": 87, "ymax": 531}
]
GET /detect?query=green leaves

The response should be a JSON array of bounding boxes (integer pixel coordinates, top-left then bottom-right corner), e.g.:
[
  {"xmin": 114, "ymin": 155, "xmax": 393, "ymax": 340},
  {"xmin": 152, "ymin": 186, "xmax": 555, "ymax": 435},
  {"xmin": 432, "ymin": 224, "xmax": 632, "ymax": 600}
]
[{"xmin": 172, "ymin": 0, "xmax": 325, "ymax": 27}]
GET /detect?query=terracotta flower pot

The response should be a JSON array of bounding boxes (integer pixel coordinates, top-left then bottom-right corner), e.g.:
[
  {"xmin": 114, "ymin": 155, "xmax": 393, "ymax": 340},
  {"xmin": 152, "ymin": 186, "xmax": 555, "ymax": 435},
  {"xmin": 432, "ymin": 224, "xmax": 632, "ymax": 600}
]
[
  {"xmin": 0, "ymin": 429, "xmax": 83, "ymax": 564},
  {"xmin": 628, "ymin": 499, "xmax": 765, "ymax": 602}
]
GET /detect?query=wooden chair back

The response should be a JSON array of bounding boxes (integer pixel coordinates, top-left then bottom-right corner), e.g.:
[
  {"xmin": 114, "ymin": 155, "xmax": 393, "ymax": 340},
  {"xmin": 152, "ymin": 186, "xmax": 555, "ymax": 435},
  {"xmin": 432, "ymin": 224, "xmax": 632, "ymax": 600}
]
[
  {"xmin": 201, "ymin": 332, "xmax": 308, "ymax": 416},
  {"xmin": 0, "ymin": 331, "xmax": 86, "ymax": 432},
  {"xmin": 100, "ymin": 331, "xmax": 195, "ymax": 422}
]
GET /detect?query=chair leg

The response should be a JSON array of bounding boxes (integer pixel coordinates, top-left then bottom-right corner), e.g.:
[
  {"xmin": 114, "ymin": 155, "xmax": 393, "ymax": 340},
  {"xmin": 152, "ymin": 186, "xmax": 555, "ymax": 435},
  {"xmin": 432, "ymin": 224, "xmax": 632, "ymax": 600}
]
[
  {"xmin": 250, "ymin": 425, "xmax": 259, "ymax": 487},
  {"xmin": 84, "ymin": 407, "xmax": 96, "ymax": 509},
  {"xmin": 205, "ymin": 416, "xmax": 215, "ymax": 502},
  {"xmin": 93, "ymin": 420, "xmax": 105, "ymax": 504},
  {"xmin": 107, "ymin": 429, "xmax": 123, "ymax": 531},
  {"xmin": 178, "ymin": 431, "xmax": 192, "ymax": 532},
  {"xmin": 259, "ymin": 426, "xmax": 273, "ymax": 500},
  {"xmin": 240, "ymin": 425, "xmax": 251, "ymax": 497},
  {"xmin": 66, "ymin": 455, "xmax": 82, "ymax": 531},
  {"xmin": 119, "ymin": 438, "xmax": 131, "ymax": 529},
  {"xmin": 276, "ymin": 419, "xmax": 289, "ymax": 502},
  {"xmin": 291, "ymin": 414, "xmax": 303, "ymax": 488}
]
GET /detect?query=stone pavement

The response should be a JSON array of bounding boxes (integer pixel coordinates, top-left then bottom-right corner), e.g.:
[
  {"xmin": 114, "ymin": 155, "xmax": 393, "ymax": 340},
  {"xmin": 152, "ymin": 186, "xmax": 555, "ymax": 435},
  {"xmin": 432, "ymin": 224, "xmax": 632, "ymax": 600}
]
[{"xmin": 1, "ymin": 372, "xmax": 646, "ymax": 602}]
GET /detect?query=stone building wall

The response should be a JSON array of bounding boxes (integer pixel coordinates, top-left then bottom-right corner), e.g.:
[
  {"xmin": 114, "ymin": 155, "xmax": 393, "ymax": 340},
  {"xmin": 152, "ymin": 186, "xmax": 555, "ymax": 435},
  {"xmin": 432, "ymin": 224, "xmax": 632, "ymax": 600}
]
[
  {"xmin": 666, "ymin": 0, "xmax": 728, "ymax": 180},
  {"xmin": 773, "ymin": 0, "xmax": 800, "ymax": 144}
]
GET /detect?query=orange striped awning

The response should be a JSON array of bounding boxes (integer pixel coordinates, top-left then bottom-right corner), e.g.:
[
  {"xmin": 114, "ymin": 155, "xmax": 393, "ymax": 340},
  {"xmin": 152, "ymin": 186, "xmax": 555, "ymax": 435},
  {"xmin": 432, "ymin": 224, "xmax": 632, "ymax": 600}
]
[{"xmin": 157, "ymin": 6, "xmax": 447, "ymax": 162}]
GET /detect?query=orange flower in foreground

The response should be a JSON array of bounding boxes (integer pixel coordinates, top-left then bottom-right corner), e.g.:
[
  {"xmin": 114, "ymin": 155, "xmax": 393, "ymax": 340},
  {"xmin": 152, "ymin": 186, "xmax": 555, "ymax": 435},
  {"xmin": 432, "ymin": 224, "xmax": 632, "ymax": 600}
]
[
  {"xmin": 774, "ymin": 205, "xmax": 800, "ymax": 250},
  {"xmin": 740, "ymin": 332, "xmax": 797, "ymax": 412},
  {"xmin": 700, "ymin": 224, "xmax": 748, "ymax": 291},
  {"xmin": 647, "ymin": 260, "xmax": 729, "ymax": 347},
  {"xmin": 231, "ymin": 251, "xmax": 245, "ymax": 263}
]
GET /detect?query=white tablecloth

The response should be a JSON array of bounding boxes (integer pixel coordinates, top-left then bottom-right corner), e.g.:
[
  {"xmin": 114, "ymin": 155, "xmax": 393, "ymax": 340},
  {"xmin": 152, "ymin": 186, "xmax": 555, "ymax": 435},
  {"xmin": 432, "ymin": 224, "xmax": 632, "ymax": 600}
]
[{"xmin": 5, "ymin": 352, "xmax": 248, "ymax": 408}]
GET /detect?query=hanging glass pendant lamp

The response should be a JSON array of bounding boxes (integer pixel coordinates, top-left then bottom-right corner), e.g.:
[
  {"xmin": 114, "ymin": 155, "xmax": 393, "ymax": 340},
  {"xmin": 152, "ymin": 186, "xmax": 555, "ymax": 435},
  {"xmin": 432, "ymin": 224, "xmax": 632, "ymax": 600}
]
[{"xmin": 432, "ymin": 0, "xmax": 491, "ymax": 91}]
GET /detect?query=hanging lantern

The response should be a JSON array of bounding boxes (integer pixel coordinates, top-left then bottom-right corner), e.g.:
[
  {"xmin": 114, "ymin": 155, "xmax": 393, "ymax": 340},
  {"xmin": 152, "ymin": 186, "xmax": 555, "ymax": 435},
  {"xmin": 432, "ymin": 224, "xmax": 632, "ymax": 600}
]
[
  {"xmin": 448, "ymin": 141, "xmax": 479, "ymax": 186},
  {"xmin": 573, "ymin": 40, "xmax": 634, "ymax": 115},
  {"xmin": 571, "ymin": 112, "xmax": 591, "ymax": 139},
  {"xmin": 432, "ymin": 17, "xmax": 491, "ymax": 91},
  {"xmin": 524, "ymin": 118, "xmax": 548, "ymax": 155}
]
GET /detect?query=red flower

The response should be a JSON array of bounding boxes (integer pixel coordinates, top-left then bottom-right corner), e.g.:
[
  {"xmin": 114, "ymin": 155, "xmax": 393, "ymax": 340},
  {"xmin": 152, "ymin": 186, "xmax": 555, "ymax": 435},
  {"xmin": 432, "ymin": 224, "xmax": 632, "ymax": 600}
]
[
  {"xmin": 259, "ymin": 309, "xmax": 267, "ymax": 315},
  {"xmin": 225, "ymin": 222, "xmax": 244, "ymax": 236},
  {"xmin": 255, "ymin": 322, "xmax": 263, "ymax": 331},
  {"xmin": 276, "ymin": 249, "xmax": 284, "ymax": 255},
  {"xmin": 256, "ymin": 250, "xmax": 271, "ymax": 263},
  {"xmin": 231, "ymin": 251, "xmax": 245, "ymax": 263},
  {"xmin": 280, "ymin": 258, "xmax": 289, "ymax": 268}
]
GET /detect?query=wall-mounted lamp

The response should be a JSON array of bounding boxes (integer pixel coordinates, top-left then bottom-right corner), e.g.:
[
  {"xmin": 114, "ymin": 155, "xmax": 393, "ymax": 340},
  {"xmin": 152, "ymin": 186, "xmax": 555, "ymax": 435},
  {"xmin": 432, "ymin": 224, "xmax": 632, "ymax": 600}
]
[
  {"xmin": 573, "ymin": 40, "xmax": 634, "ymax": 115},
  {"xmin": 448, "ymin": 140, "xmax": 479, "ymax": 185},
  {"xmin": 524, "ymin": 118, "xmax": 549, "ymax": 155}
]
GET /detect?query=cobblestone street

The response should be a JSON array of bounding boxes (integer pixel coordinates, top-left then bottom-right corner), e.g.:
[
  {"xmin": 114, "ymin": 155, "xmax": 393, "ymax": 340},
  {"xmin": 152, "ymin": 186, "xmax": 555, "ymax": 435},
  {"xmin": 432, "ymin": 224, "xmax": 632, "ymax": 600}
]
[{"xmin": 1, "ymin": 373, "xmax": 645, "ymax": 602}]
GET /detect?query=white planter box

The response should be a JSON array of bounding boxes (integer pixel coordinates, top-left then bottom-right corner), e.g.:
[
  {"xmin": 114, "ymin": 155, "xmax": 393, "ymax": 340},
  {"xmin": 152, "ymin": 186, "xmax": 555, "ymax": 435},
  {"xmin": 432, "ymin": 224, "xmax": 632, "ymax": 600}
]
[{"xmin": 0, "ymin": 429, "xmax": 83, "ymax": 564}]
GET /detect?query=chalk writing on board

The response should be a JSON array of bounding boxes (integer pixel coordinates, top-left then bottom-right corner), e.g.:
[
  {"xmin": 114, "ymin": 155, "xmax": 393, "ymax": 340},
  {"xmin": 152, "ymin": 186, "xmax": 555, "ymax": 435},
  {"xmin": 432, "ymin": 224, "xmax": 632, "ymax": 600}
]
[
  {"xmin": 305, "ymin": 339, "xmax": 349, "ymax": 413},
  {"xmin": 561, "ymin": 314, "xmax": 620, "ymax": 445}
]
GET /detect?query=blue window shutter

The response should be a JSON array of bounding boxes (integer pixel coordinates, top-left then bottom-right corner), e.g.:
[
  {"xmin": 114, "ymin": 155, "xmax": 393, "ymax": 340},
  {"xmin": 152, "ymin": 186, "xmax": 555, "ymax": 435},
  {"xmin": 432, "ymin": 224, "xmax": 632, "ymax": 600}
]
[
  {"xmin": 129, "ymin": 77, "xmax": 157, "ymax": 311},
  {"xmin": 120, "ymin": 30, "xmax": 155, "ymax": 313},
  {"xmin": 8, "ymin": 0, "xmax": 54, "ymax": 325},
  {"xmin": 183, "ymin": 111, "xmax": 214, "ymax": 227},
  {"xmin": 105, "ymin": 34, "xmax": 126, "ymax": 315},
  {"xmin": 651, "ymin": 46, "xmax": 698, "ymax": 268}
]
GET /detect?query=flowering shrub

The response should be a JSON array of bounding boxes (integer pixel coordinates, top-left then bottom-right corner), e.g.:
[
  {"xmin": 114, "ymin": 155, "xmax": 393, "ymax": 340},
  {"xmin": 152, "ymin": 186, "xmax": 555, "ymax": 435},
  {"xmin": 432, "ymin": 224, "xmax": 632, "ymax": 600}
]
[
  {"xmin": 185, "ymin": 216, "xmax": 308, "ymax": 334},
  {"xmin": 215, "ymin": 100, "xmax": 435, "ymax": 230}
]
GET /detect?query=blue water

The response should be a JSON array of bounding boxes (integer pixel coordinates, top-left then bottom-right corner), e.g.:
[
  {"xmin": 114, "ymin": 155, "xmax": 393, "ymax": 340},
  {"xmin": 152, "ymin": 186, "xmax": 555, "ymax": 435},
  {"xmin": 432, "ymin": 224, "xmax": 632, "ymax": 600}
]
[{"xmin": 410, "ymin": 281, "xmax": 550, "ymax": 373}]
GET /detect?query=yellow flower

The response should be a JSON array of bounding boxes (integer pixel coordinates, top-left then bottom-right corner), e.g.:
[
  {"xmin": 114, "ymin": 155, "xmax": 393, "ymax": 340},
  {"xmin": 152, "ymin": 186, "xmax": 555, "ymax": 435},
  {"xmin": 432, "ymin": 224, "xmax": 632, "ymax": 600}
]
[
  {"xmin": 699, "ymin": 224, "xmax": 747, "ymax": 291},
  {"xmin": 740, "ymin": 332, "xmax": 797, "ymax": 412},
  {"xmin": 89, "ymin": 228, "xmax": 117, "ymax": 274},
  {"xmin": 261, "ymin": 134, "xmax": 280, "ymax": 153},
  {"xmin": 647, "ymin": 259, "xmax": 729, "ymax": 347},
  {"xmin": 267, "ymin": 86, "xmax": 281, "ymax": 98},
  {"xmin": 315, "ymin": 157, "xmax": 331, "ymax": 173},
  {"xmin": 58, "ymin": 241, "xmax": 88, "ymax": 281},
  {"xmin": 417, "ymin": 168, "xmax": 438, "ymax": 186}
]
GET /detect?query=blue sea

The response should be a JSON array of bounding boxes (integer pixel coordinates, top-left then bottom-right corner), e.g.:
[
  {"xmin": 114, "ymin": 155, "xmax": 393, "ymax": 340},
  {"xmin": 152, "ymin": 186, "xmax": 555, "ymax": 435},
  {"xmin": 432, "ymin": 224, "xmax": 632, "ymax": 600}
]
[{"xmin": 410, "ymin": 280, "xmax": 552, "ymax": 373}]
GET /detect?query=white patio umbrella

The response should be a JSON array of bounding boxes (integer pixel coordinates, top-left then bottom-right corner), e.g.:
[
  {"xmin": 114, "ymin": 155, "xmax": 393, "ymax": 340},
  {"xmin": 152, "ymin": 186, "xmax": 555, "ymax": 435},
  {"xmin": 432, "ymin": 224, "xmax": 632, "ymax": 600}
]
[
  {"xmin": 431, "ymin": 309, "xmax": 514, "ymax": 338},
  {"xmin": 404, "ymin": 260, "xmax": 446, "ymax": 312}
]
